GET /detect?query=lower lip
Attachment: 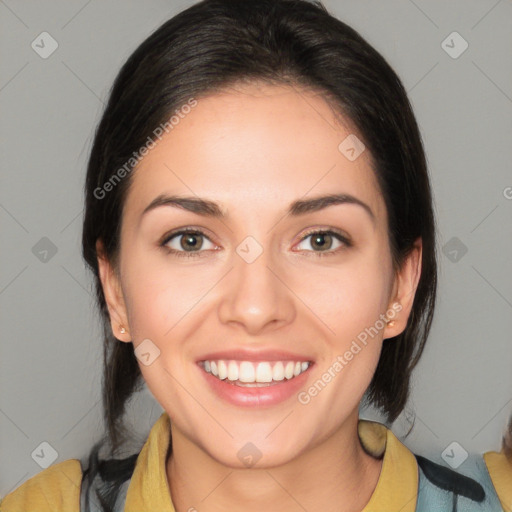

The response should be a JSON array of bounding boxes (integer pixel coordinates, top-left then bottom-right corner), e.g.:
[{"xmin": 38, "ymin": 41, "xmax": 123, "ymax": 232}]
[{"xmin": 199, "ymin": 365, "xmax": 313, "ymax": 407}]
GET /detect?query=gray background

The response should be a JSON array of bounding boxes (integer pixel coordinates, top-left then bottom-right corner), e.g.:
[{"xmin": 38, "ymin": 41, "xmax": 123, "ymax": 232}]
[{"xmin": 1, "ymin": 0, "xmax": 511, "ymax": 499}]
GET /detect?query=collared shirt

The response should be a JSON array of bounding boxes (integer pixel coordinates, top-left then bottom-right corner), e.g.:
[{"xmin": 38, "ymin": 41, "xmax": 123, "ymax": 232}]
[
  {"xmin": 1, "ymin": 411, "xmax": 508, "ymax": 511},
  {"xmin": 484, "ymin": 449, "xmax": 512, "ymax": 511}
]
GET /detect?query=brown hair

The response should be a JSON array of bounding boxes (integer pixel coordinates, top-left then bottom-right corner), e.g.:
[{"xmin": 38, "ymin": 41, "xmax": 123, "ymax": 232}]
[{"xmin": 503, "ymin": 415, "xmax": 512, "ymax": 460}]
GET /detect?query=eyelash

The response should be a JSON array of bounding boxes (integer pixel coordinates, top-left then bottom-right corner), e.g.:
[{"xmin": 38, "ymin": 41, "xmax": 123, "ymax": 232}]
[{"xmin": 159, "ymin": 227, "xmax": 352, "ymax": 259}]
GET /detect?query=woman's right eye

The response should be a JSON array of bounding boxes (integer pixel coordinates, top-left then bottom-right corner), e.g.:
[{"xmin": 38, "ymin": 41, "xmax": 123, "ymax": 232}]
[{"xmin": 161, "ymin": 229, "xmax": 216, "ymax": 257}]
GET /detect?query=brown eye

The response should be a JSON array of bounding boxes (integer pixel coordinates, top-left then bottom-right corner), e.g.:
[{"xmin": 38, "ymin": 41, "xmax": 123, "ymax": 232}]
[
  {"xmin": 295, "ymin": 230, "xmax": 351, "ymax": 256},
  {"xmin": 310, "ymin": 232, "xmax": 334, "ymax": 250},
  {"xmin": 162, "ymin": 229, "xmax": 216, "ymax": 255},
  {"xmin": 179, "ymin": 232, "xmax": 203, "ymax": 251}
]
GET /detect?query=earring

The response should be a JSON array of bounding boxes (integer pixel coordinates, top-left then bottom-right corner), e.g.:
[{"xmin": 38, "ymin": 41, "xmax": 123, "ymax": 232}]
[
  {"xmin": 119, "ymin": 326, "xmax": 126, "ymax": 334},
  {"xmin": 386, "ymin": 320, "xmax": 396, "ymax": 327}
]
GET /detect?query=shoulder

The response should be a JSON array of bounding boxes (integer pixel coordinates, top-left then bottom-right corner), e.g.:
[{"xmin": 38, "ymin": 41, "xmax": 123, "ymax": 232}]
[
  {"xmin": 0, "ymin": 459, "xmax": 83, "ymax": 512},
  {"xmin": 415, "ymin": 452, "xmax": 505, "ymax": 511},
  {"xmin": 484, "ymin": 450, "xmax": 512, "ymax": 511}
]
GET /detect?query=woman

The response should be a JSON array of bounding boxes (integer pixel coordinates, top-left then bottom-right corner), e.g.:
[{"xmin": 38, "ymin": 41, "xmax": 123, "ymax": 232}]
[{"xmin": 1, "ymin": 0, "xmax": 507, "ymax": 511}]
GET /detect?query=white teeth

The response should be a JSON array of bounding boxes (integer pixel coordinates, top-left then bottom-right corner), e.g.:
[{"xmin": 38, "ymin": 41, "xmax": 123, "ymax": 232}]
[
  {"xmin": 272, "ymin": 361, "xmax": 285, "ymax": 381},
  {"xmin": 217, "ymin": 360, "xmax": 228, "ymax": 380},
  {"xmin": 284, "ymin": 361, "xmax": 294, "ymax": 379},
  {"xmin": 256, "ymin": 362, "xmax": 273, "ymax": 382},
  {"xmin": 202, "ymin": 359, "xmax": 311, "ymax": 384},
  {"xmin": 234, "ymin": 381, "xmax": 275, "ymax": 388},
  {"xmin": 227, "ymin": 361, "xmax": 238, "ymax": 381},
  {"xmin": 239, "ymin": 361, "xmax": 255, "ymax": 382}
]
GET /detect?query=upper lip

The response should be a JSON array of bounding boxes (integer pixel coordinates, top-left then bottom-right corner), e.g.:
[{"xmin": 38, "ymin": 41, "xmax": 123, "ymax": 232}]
[{"xmin": 197, "ymin": 349, "xmax": 313, "ymax": 363}]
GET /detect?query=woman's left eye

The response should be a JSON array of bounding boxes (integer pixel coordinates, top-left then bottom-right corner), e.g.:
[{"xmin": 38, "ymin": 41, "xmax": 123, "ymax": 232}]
[{"xmin": 295, "ymin": 230, "xmax": 351, "ymax": 256}]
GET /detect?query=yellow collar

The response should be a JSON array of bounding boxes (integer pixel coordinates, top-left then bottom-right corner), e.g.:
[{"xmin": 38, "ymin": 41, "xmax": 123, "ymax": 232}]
[
  {"xmin": 125, "ymin": 412, "xmax": 418, "ymax": 511},
  {"xmin": 484, "ymin": 450, "xmax": 512, "ymax": 511},
  {"xmin": 358, "ymin": 419, "xmax": 418, "ymax": 511}
]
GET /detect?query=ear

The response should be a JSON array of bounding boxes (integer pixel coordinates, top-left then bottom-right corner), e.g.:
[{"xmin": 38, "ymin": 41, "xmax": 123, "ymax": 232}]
[
  {"xmin": 96, "ymin": 239, "xmax": 131, "ymax": 342},
  {"xmin": 383, "ymin": 237, "xmax": 422, "ymax": 340}
]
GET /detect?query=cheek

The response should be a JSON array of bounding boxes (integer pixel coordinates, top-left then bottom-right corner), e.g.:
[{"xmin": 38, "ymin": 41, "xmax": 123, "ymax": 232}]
[
  {"xmin": 303, "ymin": 261, "xmax": 390, "ymax": 413},
  {"xmin": 293, "ymin": 251, "xmax": 393, "ymax": 340},
  {"xmin": 121, "ymin": 251, "xmax": 218, "ymax": 341}
]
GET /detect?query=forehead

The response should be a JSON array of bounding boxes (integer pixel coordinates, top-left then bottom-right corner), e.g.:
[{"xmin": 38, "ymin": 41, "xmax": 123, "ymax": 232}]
[{"xmin": 124, "ymin": 82, "xmax": 386, "ymax": 224}]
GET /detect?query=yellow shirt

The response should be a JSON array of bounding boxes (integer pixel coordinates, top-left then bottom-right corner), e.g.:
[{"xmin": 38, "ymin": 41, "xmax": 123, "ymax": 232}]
[
  {"xmin": 484, "ymin": 449, "xmax": 512, "ymax": 512},
  {"xmin": 0, "ymin": 412, "xmax": 438, "ymax": 512}
]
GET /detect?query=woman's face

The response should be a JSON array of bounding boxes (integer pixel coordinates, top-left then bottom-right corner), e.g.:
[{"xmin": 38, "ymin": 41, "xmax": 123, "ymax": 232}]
[{"xmin": 98, "ymin": 82, "xmax": 420, "ymax": 468}]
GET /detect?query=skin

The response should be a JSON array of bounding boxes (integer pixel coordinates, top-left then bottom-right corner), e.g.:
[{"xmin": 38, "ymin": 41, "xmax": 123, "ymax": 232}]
[{"xmin": 97, "ymin": 82, "xmax": 422, "ymax": 512}]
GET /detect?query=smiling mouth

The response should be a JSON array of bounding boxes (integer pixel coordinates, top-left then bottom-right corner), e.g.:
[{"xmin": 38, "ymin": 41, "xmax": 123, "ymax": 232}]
[{"xmin": 199, "ymin": 359, "xmax": 312, "ymax": 387}]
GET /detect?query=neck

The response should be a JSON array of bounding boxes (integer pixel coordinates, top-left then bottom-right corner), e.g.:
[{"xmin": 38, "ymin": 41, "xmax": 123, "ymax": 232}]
[{"xmin": 166, "ymin": 415, "xmax": 383, "ymax": 512}]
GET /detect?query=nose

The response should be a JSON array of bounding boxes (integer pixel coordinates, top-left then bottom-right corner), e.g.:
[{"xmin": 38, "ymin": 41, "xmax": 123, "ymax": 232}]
[{"xmin": 217, "ymin": 244, "xmax": 296, "ymax": 335}]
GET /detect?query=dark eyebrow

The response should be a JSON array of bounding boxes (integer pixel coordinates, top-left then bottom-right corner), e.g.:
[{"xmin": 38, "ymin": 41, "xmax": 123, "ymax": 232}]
[
  {"xmin": 141, "ymin": 193, "xmax": 375, "ymax": 223},
  {"xmin": 289, "ymin": 194, "xmax": 375, "ymax": 223},
  {"xmin": 142, "ymin": 195, "xmax": 224, "ymax": 217}
]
